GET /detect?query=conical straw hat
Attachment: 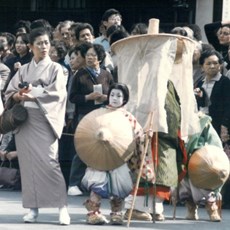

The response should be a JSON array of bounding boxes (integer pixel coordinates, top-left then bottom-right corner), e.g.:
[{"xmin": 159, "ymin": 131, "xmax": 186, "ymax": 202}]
[
  {"xmin": 74, "ymin": 107, "xmax": 136, "ymax": 171},
  {"xmin": 188, "ymin": 145, "xmax": 230, "ymax": 190}
]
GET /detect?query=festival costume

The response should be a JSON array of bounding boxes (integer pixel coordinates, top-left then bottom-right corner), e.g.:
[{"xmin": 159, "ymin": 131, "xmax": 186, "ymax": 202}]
[
  {"xmin": 179, "ymin": 113, "xmax": 225, "ymax": 222},
  {"xmin": 110, "ymin": 20, "xmax": 200, "ymax": 222},
  {"xmin": 69, "ymin": 67, "xmax": 114, "ymax": 193},
  {"xmin": 81, "ymin": 106, "xmax": 144, "ymax": 225},
  {"xmin": 125, "ymin": 80, "xmax": 187, "ymax": 219},
  {"xmin": 195, "ymin": 74, "xmax": 230, "ymax": 214}
]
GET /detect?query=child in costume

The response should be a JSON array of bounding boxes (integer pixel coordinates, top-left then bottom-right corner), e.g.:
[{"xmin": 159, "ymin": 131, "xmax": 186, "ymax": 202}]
[{"xmin": 80, "ymin": 83, "xmax": 144, "ymax": 225}]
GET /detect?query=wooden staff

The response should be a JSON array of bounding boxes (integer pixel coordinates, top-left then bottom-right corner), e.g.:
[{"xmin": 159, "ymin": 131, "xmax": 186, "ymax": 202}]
[
  {"xmin": 152, "ymin": 132, "xmax": 158, "ymax": 223},
  {"xmin": 127, "ymin": 113, "xmax": 155, "ymax": 227},
  {"xmin": 126, "ymin": 131, "xmax": 152, "ymax": 227},
  {"xmin": 171, "ymin": 184, "xmax": 179, "ymax": 219}
]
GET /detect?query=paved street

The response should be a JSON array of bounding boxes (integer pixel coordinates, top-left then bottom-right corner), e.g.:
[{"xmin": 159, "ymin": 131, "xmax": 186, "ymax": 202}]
[{"xmin": 0, "ymin": 190, "xmax": 230, "ymax": 230}]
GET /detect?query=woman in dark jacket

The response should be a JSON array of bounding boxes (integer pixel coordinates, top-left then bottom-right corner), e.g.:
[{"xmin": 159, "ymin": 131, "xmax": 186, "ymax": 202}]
[
  {"xmin": 195, "ymin": 49, "xmax": 230, "ymax": 139},
  {"xmin": 69, "ymin": 43, "xmax": 114, "ymax": 116},
  {"xmin": 5, "ymin": 33, "xmax": 32, "ymax": 80}
]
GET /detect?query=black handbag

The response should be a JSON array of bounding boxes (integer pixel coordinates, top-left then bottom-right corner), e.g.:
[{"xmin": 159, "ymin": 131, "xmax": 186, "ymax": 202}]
[
  {"xmin": 0, "ymin": 69, "xmax": 28, "ymax": 134},
  {"xmin": 0, "ymin": 103, "xmax": 28, "ymax": 134},
  {"xmin": 0, "ymin": 160, "xmax": 21, "ymax": 189}
]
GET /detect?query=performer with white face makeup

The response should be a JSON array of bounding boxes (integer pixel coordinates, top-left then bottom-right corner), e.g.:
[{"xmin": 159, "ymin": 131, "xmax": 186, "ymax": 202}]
[
  {"xmin": 108, "ymin": 87, "xmax": 125, "ymax": 108},
  {"xmin": 78, "ymin": 82, "xmax": 145, "ymax": 225}
]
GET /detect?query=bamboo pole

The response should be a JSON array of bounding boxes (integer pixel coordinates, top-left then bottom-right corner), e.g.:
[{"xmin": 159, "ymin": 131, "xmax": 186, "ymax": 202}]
[
  {"xmin": 127, "ymin": 113, "xmax": 155, "ymax": 227},
  {"xmin": 152, "ymin": 132, "xmax": 158, "ymax": 223},
  {"xmin": 126, "ymin": 19, "xmax": 160, "ymax": 226},
  {"xmin": 126, "ymin": 131, "xmax": 152, "ymax": 227},
  {"xmin": 172, "ymin": 184, "xmax": 178, "ymax": 219}
]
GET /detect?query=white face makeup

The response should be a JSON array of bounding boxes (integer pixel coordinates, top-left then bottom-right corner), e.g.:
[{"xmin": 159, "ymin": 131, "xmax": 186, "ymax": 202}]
[{"xmin": 109, "ymin": 89, "xmax": 124, "ymax": 108}]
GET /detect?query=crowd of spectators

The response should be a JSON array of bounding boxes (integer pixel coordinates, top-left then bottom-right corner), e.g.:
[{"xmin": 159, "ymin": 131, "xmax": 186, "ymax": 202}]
[{"xmin": 0, "ymin": 7, "xmax": 230, "ymax": 225}]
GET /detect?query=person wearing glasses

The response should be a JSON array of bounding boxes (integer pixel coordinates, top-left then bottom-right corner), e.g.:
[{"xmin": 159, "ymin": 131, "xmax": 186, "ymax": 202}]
[{"xmin": 94, "ymin": 8, "xmax": 123, "ymax": 53}]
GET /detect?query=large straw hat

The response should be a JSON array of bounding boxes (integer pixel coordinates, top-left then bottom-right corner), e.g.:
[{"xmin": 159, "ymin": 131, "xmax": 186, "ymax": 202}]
[
  {"xmin": 188, "ymin": 145, "xmax": 230, "ymax": 190},
  {"xmin": 74, "ymin": 107, "xmax": 136, "ymax": 171}
]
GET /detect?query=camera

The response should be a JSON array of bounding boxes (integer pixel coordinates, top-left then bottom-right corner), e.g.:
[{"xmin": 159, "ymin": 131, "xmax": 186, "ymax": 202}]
[{"xmin": 18, "ymin": 81, "xmax": 30, "ymax": 89}]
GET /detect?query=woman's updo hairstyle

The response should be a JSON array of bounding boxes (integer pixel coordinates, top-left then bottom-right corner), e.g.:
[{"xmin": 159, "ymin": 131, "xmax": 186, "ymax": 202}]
[
  {"xmin": 29, "ymin": 28, "xmax": 50, "ymax": 45},
  {"xmin": 107, "ymin": 82, "xmax": 129, "ymax": 106}
]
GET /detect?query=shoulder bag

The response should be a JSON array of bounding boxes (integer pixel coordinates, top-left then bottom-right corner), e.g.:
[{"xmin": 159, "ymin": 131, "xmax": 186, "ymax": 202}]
[
  {"xmin": 0, "ymin": 69, "xmax": 28, "ymax": 134},
  {"xmin": 0, "ymin": 160, "xmax": 21, "ymax": 189}
]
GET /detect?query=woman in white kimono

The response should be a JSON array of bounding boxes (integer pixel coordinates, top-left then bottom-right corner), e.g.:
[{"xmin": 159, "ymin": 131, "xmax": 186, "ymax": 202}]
[{"xmin": 5, "ymin": 28, "xmax": 70, "ymax": 225}]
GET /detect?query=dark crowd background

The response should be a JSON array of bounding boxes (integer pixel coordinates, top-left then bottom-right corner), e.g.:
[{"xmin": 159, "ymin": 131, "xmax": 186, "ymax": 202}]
[{"xmin": 0, "ymin": 0, "xmax": 223, "ymax": 36}]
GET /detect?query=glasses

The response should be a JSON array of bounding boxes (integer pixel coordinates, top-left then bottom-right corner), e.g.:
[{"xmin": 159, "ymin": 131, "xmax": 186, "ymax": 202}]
[
  {"xmin": 108, "ymin": 15, "xmax": 122, "ymax": 22},
  {"xmin": 217, "ymin": 32, "xmax": 230, "ymax": 36}
]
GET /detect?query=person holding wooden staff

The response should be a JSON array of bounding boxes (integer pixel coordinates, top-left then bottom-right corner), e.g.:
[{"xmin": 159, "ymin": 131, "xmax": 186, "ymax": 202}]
[
  {"xmin": 124, "ymin": 80, "xmax": 187, "ymax": 221},
  {"xmin": 75, "ymin": 82, "xmax": 144, "ymax": 225}
]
